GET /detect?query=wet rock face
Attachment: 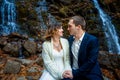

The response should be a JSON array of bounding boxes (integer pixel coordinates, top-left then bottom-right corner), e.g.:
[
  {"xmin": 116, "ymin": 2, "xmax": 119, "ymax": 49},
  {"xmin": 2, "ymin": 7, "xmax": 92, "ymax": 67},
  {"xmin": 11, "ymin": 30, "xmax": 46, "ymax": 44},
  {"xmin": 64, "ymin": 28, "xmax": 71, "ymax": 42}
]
[
  {"xmin": 46, "ymin": 0, "xmax": 74, "ymax": 5},
  {"xmin": 15, "ymin": 0, "xmax": 120, "ymax": 42},
  {"xmin": 98, "ymin": 51, "xmax": 120, "ymax": 80},
  {"xmin": 0, "ymin": 33, "xmax": 42, "ymax": 58}
]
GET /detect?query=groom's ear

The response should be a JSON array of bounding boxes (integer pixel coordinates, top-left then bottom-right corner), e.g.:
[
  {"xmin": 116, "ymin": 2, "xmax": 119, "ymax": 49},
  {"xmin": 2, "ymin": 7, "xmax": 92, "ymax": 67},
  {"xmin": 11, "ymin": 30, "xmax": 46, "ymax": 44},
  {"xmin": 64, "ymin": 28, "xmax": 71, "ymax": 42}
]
[{"xmin": 76, "ymin": 25, "xmax": 82, "ymax": 29}]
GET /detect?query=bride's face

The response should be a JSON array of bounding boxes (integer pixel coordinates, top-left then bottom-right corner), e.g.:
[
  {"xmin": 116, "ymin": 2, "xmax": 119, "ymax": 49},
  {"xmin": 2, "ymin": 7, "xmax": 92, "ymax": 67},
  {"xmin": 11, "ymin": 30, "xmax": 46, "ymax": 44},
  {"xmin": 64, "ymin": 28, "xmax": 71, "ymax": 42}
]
[{"xmin": 54, "ymin": 26, "xmax": 63, "ymax": 37}]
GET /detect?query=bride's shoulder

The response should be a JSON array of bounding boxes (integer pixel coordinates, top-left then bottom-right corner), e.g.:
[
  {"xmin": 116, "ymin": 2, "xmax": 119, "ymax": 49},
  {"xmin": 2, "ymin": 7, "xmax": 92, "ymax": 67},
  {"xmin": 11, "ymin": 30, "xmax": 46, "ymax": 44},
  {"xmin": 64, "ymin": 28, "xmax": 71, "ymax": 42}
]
[{"xmin": 60, "ymin": 37, "xmax": 68, "ymax": 42}]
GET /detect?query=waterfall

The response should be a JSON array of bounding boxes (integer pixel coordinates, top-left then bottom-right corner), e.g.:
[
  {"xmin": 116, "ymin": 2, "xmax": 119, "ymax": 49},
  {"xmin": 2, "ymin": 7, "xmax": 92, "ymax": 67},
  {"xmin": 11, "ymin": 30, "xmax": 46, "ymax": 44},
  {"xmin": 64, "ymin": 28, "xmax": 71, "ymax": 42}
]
[
  {"xmin": 0, "ymin": 0, "xmax": 18, "ymax": 35},
  {"xmin": 93, "ymin": 0, "xmax": 120, "ymax": 54},
  {"xmin": 35, "ymin": 0, "xmax": 58, "ymax": 30}
]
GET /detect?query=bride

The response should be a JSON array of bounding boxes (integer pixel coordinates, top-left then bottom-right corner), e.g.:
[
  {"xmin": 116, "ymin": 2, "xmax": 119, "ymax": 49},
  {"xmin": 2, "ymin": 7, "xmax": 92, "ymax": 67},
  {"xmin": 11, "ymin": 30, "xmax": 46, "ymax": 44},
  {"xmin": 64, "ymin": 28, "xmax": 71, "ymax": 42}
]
[{"xmin": 39, "ymin": 23, "xmax": 72, "ymax": 80}]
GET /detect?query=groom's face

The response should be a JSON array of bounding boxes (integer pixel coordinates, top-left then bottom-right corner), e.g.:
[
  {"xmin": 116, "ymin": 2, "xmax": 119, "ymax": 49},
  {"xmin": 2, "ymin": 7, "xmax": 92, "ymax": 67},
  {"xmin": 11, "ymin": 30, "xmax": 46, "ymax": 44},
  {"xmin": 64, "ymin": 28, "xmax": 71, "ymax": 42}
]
[{"xmin": 67, "ymin": 19, "xmax": 77, "ymax": 35}]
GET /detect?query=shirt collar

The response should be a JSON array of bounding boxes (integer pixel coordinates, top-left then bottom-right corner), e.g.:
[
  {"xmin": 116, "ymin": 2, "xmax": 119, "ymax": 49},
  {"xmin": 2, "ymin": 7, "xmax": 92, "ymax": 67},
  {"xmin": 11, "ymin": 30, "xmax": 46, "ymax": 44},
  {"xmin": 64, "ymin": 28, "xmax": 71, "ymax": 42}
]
[
  {"xmin": 73, "ymin": 32, "xmax": 85, "ymax": 44},
  {"xmin": 80, "ymin": 32, "xmax": 85, "ymax": 42}
]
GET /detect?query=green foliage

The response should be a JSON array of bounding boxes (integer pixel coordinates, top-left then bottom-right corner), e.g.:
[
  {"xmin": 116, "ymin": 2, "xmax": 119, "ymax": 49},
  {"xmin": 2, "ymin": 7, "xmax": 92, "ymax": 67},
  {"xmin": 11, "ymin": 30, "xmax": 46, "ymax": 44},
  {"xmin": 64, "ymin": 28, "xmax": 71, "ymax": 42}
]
[
  {"xmin": 27, "ymin": 20, "xmax": 38, "ymax": 26},
  {"xmin": 16, "ymin": 0, "xmax": 39, "ymax": 37},
  {"xmin": 59, "ymin": 6, "xmax": 69, "ymax": 17}
]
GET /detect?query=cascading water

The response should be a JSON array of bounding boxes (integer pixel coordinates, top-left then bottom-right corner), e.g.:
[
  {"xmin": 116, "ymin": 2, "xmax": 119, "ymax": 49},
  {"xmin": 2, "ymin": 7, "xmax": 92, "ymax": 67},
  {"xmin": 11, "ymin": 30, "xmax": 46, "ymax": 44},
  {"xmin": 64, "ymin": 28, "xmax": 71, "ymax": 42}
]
[
  {"xmin": 35, "ymin": 0, "xmax": 59, "ymax": 30},
  {"xmin": 35, "ymin": 0, "xmax": 47, "ymax": 29},
  {"xmin": 0, "ymin": 0, "xmax": 18, "ymax": 35},
  {"xmin": 93, "ymin": 0, "xmax": 120, "ymax": 54}
]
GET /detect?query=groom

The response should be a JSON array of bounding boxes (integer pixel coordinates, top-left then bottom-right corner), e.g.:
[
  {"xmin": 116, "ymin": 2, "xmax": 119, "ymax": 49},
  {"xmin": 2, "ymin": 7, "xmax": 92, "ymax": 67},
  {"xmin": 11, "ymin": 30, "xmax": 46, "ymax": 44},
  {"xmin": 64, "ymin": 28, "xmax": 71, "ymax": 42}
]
[{"xmin": 62, "ymin": 16, "xmax": 103, "ymax": 80}]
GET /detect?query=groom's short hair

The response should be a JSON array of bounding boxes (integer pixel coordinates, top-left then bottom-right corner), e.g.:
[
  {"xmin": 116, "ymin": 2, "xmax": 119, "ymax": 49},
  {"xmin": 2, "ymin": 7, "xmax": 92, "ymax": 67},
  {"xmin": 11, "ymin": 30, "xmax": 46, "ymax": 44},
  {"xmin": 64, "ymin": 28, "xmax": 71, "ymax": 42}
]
[{"xmin": 71, "ymin": 16, "xmax": 86, "ymax": 30}]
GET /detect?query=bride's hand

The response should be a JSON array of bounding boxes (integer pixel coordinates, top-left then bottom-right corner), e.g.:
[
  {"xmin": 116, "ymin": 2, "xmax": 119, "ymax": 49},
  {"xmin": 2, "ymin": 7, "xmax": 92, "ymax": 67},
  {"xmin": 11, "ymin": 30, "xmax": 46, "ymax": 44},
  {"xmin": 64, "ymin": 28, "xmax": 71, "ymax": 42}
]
[{"xmin": 62, "ymin": 70, "xmax": 73, "ymax": 79}]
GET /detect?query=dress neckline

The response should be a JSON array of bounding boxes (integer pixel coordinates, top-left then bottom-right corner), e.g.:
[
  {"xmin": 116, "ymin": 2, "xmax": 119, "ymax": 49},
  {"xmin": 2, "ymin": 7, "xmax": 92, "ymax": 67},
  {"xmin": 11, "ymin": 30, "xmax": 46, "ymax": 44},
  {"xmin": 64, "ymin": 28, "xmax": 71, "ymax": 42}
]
[{"xmin": 53, "ymin": 49, "xmax": 63, "ymax": 53}]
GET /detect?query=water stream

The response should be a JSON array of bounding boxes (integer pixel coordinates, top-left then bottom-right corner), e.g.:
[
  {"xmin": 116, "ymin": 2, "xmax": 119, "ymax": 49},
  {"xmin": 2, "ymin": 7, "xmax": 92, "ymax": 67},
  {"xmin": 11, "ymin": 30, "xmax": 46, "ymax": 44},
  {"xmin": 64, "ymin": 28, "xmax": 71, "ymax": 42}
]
[
  {"xmin": 93, "ymin": 0, "xmax": 120, "ymax": 54},
  {"xmin": 0, "ymin": 0, "xmax": 18, "ymax": 35}
]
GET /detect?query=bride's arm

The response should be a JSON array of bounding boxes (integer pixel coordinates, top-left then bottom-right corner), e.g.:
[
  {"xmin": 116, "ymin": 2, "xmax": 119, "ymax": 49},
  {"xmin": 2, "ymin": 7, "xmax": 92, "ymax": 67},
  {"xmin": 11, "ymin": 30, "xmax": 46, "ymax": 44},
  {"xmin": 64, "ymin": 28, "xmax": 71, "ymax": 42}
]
[{"xmin": 41, "ymin": 42, "xmax": 62, "ymax": 79}]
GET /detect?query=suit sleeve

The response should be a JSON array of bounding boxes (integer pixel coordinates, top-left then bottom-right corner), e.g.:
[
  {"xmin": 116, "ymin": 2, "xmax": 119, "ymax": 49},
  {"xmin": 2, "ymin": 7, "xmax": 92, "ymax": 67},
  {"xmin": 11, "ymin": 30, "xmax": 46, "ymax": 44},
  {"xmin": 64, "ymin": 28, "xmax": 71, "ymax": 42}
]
[
  {"xmin": 72, "ymin": 38, "xmax": 99, "ymax": 77},
  {"xmin": 42, "ymin": 42, "xmax": 62, "ymax": 79}
]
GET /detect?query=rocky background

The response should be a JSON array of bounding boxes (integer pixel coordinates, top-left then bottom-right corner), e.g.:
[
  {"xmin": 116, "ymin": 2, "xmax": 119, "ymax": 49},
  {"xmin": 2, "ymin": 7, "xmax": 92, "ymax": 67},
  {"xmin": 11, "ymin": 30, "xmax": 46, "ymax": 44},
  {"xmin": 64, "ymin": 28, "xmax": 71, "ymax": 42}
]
[{"xmin": 0, "ymin": 0, "xmax": 120, "ymax": 80}]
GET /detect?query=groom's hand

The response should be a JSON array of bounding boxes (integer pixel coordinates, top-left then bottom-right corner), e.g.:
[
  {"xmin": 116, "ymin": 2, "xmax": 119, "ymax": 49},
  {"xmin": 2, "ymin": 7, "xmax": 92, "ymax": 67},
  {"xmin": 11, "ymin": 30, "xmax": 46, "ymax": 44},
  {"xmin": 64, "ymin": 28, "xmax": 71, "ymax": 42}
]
[{"xmin": 63, "ymin": 70, "xmax": 73, "ymax": 79}]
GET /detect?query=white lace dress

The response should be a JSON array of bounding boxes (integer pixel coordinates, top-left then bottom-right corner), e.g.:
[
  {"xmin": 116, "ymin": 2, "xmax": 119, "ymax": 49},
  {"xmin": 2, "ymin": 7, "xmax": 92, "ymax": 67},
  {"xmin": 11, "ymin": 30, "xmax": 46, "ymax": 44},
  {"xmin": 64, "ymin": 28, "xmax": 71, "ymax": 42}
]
[{"xmin": 39, "ymin": 49, "xmax": 64, "ymax": 80}]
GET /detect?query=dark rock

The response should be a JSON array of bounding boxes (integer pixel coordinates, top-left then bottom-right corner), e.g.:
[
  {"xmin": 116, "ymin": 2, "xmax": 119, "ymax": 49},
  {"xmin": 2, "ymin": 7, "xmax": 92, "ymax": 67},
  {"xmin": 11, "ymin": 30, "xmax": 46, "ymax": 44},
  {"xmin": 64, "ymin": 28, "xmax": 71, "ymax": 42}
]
[
  {"xmin": 4, "ymin": 60, "xmax": 21, "ymax": 74},
  {"xmin": 3, "ymin": 42, "xmax": 19, "ymax": 57},
  {"xmin": 23, "ymin": 40, "xmax": 37, "ymax": 54}
]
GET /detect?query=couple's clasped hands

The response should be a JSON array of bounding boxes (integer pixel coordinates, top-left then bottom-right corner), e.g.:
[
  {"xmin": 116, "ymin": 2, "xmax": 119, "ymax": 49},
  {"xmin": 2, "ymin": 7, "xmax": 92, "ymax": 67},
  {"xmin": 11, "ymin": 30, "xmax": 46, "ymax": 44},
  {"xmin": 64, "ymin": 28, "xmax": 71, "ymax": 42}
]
[{"xmin": 63, "ymin": 70, "xmax": 73, "ymax": 79}]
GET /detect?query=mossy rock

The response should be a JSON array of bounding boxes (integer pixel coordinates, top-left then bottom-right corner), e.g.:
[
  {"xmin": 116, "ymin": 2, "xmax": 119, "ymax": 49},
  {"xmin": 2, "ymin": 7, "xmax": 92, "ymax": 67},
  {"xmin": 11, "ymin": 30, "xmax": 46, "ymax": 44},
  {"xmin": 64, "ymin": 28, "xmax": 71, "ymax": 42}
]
[{"xmin": 59, "ymin": 6, "xmax": 69, "ymax": 17}]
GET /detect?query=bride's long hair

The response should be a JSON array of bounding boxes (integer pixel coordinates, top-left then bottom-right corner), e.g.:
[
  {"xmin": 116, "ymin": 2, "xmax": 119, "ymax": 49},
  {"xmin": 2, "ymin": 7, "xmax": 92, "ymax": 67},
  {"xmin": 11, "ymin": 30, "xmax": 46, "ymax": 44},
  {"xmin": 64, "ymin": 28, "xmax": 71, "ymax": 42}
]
[{"xmin": 43, "ymin": 22, "xmax": 62, "ymax": 41}]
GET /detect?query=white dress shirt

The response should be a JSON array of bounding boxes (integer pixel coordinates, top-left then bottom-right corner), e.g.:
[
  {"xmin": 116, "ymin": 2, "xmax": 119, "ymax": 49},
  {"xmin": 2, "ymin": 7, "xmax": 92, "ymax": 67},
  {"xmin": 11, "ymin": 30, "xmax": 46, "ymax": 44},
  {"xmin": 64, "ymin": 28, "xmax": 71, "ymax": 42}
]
[{"xmin": 72, "ymin": 32, "xmax": 85, "ymax": 69}]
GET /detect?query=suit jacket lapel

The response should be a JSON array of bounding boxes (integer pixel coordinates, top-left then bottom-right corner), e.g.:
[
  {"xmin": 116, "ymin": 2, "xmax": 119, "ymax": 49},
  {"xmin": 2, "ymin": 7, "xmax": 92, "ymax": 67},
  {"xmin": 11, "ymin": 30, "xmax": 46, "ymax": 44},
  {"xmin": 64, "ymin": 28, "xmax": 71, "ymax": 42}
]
[
  {"xmin": 78, "ymin": 33, "xmax": 88, "ymax": 62},
  {"xmin": 70, "ymin": 37, "xmax": 74, "ymax": 50}
]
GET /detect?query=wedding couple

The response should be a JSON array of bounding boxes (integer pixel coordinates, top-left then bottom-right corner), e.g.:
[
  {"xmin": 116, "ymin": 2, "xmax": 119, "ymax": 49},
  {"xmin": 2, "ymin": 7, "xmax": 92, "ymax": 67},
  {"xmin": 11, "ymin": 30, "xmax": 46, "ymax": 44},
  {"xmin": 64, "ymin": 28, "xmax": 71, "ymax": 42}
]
[{"xmin": 39, "ymin": 16, "xmax": 103, "ymax": 80}]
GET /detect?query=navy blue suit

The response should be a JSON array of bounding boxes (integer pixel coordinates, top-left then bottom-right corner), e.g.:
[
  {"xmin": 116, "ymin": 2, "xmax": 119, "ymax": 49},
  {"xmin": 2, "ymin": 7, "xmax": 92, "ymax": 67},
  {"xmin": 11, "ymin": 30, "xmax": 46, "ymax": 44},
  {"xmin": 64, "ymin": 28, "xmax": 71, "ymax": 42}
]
[{"xmin": 66, "ymin": 33, "xmax": 103, "ymax": 80}]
